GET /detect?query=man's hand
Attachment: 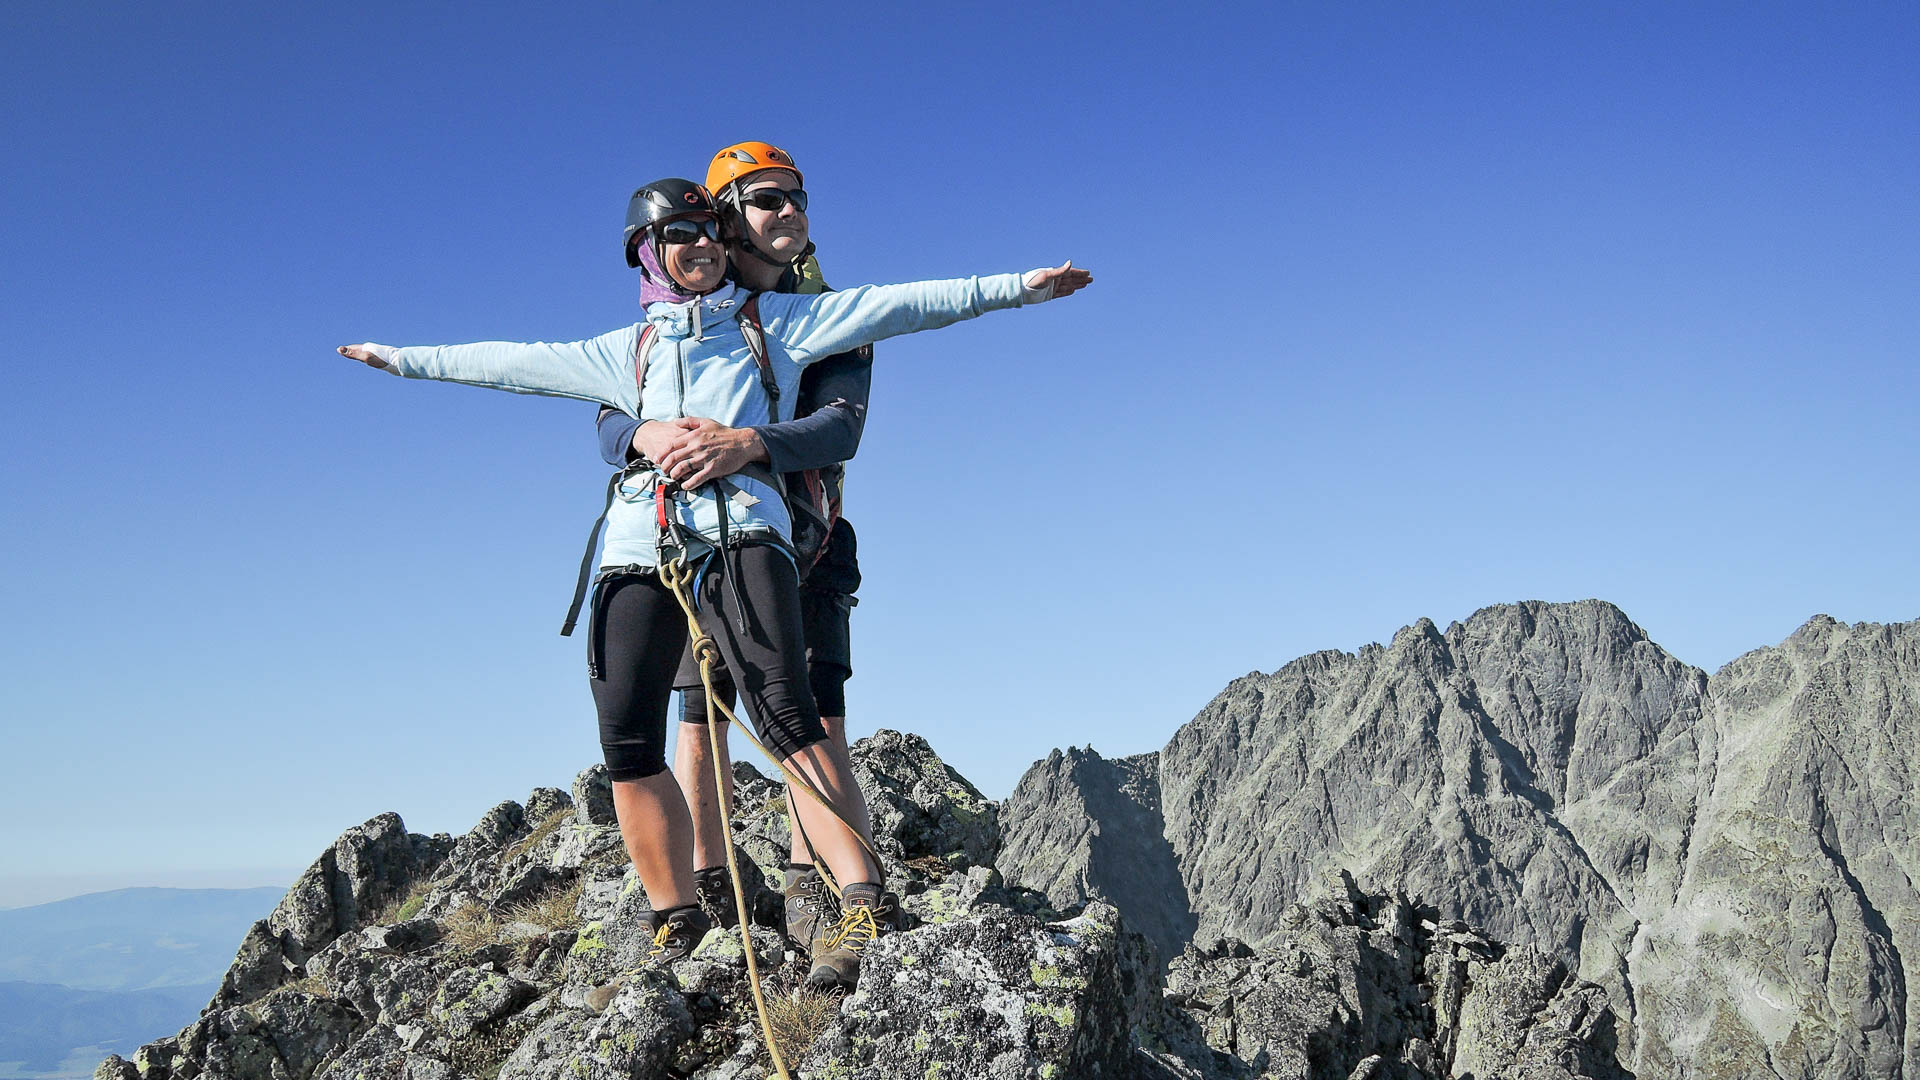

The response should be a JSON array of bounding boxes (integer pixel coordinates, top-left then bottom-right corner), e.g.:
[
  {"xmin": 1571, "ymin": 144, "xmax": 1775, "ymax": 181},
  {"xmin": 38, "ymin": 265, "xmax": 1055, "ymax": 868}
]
[{"xmin": 653, "ymin": 418, "xmax": 770, "ymax": 488}]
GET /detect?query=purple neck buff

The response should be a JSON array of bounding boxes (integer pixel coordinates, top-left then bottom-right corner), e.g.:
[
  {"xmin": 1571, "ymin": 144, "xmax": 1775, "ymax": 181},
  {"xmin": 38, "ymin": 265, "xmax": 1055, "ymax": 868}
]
[{"xmin": 635, "ymin": 233, "xmax": 723, "ymax": 308}]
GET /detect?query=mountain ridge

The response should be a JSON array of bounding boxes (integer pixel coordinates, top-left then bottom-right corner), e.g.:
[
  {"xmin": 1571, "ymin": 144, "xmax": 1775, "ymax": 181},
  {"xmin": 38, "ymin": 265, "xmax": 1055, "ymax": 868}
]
[
  {"xmin": 100, "ymin": 727, "xmax": 1628, "ymax": 1080},
  {"xmin": 997, "ymin": 599, "xmax": 1920, "ymax": 1079},
  {"xmin": 0, "ymin": 886, "xmax": 283, "ymax": 992}
]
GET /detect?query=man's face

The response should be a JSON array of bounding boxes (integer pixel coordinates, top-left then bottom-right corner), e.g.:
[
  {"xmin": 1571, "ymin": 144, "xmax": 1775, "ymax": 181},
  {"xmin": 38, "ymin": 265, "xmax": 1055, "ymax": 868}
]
[{"xmin": 736, "ymin": 168, "xmax": 809, "ymax": 257}]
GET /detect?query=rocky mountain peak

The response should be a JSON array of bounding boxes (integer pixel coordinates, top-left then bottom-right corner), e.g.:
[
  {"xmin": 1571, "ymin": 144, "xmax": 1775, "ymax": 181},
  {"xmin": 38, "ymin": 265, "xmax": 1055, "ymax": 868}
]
[
  {"xmin": 997, "ymin": 599, "xmax": 1920, "ymax": 1080},
  {"xmin": 101, "ymin": 720, "xmax": 1626, "ymax": 1080},
  {"xmin": 95, "ymin": 599, "xmax": 1916, "ymax": 1079}
]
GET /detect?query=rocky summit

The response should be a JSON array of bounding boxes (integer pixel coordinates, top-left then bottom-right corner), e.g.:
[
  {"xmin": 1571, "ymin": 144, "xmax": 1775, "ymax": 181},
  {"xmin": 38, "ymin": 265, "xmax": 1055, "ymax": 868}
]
[
  {"xmin": 997, "ymin": 600, "xmax": 1920, "ymax": 1080},
  {"xmin": 98, "ymin": 720, "xmax": 1627, "ymax": 1080}
]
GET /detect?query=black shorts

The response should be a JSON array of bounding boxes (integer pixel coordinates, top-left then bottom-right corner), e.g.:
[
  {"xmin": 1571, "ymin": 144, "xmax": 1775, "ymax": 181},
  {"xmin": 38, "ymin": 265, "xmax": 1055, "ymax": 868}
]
[
  {"xmin": 589, "ymin": 544, "xmax": 826, "ymax": 781},
  {"xmin": 676, "ymin": 518, "xmax": 858, "ymax": 721}
]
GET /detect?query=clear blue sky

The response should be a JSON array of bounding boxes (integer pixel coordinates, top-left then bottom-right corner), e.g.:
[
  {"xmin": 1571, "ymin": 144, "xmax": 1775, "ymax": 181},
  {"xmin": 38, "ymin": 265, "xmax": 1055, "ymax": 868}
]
[{"xmin": 2, "ymin": 3, "xmax": 1914, "ymax": 908}]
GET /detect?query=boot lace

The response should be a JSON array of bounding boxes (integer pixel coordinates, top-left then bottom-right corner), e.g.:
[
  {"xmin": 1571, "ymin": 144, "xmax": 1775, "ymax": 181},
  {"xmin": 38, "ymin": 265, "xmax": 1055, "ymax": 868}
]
[
  {"xmin": 824, "ymin": 902, "xmax": 882, "ymax": 952},
  {"xmin": 647, "ymin": 919, "xmax": 678, "ymax": 959}
]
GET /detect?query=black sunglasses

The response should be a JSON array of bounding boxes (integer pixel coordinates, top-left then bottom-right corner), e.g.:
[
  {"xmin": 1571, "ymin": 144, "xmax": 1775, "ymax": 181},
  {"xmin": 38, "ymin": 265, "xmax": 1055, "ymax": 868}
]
[
  {"xmin": 739, "ymin": 187, "xmax": 808, "ymax": 214},
  {"xmin": 655, "ymin": 217, "xmax": 721, "ymax": 246}
]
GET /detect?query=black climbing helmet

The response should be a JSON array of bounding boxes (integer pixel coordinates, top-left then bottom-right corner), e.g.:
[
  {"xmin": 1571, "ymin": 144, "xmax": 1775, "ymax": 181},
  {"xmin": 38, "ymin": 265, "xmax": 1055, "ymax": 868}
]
[{"xmin": 623, "ymin": 178, "xmax": 719, "ymax": 268}]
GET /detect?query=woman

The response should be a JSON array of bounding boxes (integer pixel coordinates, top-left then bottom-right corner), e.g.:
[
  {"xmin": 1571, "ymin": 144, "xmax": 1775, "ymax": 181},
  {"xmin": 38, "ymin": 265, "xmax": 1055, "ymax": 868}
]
[{"xmin": 339, "ymin": 178, "xmax": 1090, "ymax": 987}]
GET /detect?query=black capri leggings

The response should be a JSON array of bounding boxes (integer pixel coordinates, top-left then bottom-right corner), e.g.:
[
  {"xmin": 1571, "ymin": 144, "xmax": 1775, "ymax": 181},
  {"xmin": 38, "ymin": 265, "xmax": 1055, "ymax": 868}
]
[
  {"xmin": 677, "ymin": 517, "xmax": 859, "ymax": 724},
  {"xmin": 677, "ymin": 586, "xmax": 853, "ymax": 724},
  {"xmin": 589, "ymin": 543, "xmax": 827, "ymax": 782}
]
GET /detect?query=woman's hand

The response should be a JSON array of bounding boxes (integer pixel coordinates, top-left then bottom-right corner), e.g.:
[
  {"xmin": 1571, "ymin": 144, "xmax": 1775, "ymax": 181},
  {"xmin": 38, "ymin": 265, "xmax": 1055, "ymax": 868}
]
[
  {"xmin": 632, "ymin": 417, "xmax": 702, "ymax": 464},
  {"xmin": 1022, "ymin": 261, "xmax": 1093, "ymax": 303},
  {"xmin": 338, "ymin": 344, "xmax": 398, "ymax": 370}
]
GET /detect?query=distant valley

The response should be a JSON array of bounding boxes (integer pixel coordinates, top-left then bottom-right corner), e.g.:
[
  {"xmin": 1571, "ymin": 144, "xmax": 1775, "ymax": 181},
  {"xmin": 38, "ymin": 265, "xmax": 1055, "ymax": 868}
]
[{"xmin": 0, "ymin": 888, "xmax": 279, "ymax": 1079}]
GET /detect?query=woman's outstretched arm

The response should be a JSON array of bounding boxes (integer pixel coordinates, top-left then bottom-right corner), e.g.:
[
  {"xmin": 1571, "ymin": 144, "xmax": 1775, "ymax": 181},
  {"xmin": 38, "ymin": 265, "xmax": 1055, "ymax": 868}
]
[
  {"xmin": 338, "ymin": 325, "xmax": 642, "ymax": 412},
  {"xmin": 761, "ymin": 262, "xmax": 1092, "ymax": 365}
]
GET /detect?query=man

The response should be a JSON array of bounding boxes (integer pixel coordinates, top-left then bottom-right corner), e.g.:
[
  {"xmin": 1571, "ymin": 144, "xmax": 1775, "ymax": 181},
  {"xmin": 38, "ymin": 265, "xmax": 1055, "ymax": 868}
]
[{"xmin": 596, "ymin": 141, "xmax": 878, "ymax": 984}]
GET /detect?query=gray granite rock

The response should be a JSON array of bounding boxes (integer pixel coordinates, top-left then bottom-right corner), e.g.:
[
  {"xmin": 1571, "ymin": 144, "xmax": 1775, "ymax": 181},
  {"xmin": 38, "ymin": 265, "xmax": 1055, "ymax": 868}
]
[
  {"xmin": 572, "ymin": 764, "xmax": 616, "ymax": 827},
  {"xmin": 1628, "ymin": 614, "xmax": 1920, "ymax": 1079},
  {"xmin": 211, "ymin": 919, "xmax": 289, "ymax": 1010},
  {"xmin": 431, "ymin": 964, "xmax": 537, "ymax": 1038},
  {"xmin": 111, "ymin": 714, "xmax": 1643, "ymax": 1080},
  {"xmin": 524, "ymin": 786, "xmax": 572, "ymax": 822},
  {"xmin": 1001, "ymin": 601, "xmax": 1920, "ymax": 1080},
  {"xmin": 996, "ymin": 746, "xmax": 1195, "ymax": 964},
  {"xmin": 850, "ymin": 728, "xmax": 1002, "ymax": 865},
  {"xmin": 93, "ymin": 1057, "xmax": 138, "ymax": 1080},
  {"xmin": 228, "ymin": 813, "xmax": 452, "ymax": 1004},
  {"xmin": 494, "ymin": 970, "xmax": 692, "ymax": 1080},
  {"xmin": 1165, "ymin": 872, "xmax": 1625, "ymax": 1080},
  {"xmin": 801, "ymin": 900, "xmax": 1143, "ymax": 1080},
  {"xmin": 311, "ymin": 1024, "xmax": 404, "ymax": 1080}
]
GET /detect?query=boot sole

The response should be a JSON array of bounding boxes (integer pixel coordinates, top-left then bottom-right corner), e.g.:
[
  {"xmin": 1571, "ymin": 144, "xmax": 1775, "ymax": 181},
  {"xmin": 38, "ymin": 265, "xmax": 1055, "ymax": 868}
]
[{"xmin": 804, "ymin": 965, "xmax": 857, "ymax": 993}]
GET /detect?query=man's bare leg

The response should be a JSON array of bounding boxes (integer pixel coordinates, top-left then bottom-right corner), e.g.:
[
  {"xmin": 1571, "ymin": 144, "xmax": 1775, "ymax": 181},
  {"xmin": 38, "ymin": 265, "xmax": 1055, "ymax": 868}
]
[
  {"xmin": 781, "ymin": 734, "xmax": 879, "ymax": 886},
  {"xmin": 673, "ymin": 720, "xmax": 733, "ymax": 869},
  {"xmin": 786, "ymin": 716, "xmax": 874, "ymax": 862}
]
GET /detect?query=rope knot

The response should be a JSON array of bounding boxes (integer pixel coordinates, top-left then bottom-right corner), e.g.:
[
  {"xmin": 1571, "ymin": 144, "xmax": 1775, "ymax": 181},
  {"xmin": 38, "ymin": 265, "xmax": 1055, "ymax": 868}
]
[{"xmin": 690, "ymin": 634, "xmax": 723, "ymax": 668}]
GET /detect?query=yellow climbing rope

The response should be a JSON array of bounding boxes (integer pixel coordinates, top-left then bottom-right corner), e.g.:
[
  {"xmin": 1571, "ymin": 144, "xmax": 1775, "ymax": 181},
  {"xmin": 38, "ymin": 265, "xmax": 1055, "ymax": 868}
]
[{"xmin": 656, "ymin": 556, "xmax": 883, "ymax": 1079}]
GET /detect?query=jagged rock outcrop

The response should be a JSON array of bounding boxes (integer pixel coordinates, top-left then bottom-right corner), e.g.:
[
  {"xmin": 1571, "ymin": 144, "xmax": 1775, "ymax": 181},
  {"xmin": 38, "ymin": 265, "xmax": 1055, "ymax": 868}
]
[
  {"xmin": 995, "ymin": 747, "xmax": 1194, "ymax": 964},
  {"xmin": 801, "ymin": 901, "xmax": 1150, "ymax": 1079},
  {"xmin": 997, "ymin": 601, "xmax": 1920, "ymax": 1080},
  {"xmin": 1163, "ymin": 870, "xmax": 1625, "ymax": 1080},
  {"xmin": 848, "ymin": 727, "xmax": 1001, "ymax": 868},
  {"xmin": 213, "ymin": 814, "xmax": 453, "ymax": 1011},
  {"xmin": 101, "ymin": 727, "xmax": 1621, "ymax": 1080}
]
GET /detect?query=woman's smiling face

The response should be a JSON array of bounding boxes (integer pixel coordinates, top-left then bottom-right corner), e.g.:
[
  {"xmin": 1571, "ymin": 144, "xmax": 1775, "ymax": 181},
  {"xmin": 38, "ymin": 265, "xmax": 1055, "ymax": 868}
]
[{"xmin": 659, "ymin": 216, "xmax": 727, "ymax": 292}]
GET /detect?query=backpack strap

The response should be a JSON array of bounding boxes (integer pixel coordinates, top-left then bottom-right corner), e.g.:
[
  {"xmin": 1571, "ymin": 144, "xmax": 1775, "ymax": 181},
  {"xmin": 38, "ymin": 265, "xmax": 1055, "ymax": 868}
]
[
  {"xmin": 736, "ymin": 293, "xmax": 781, "ymax": 426},
  {"xmin": 632, "ymin": 321, "xmax": 659, "ymax": 414},
  {"xmin": 561, "ymin": 323, "xmax": 660, "ymax": 638}
]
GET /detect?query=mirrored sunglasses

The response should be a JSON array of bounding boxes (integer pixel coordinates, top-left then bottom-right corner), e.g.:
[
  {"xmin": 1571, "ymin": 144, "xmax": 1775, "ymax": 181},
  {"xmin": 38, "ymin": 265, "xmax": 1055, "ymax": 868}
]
[
  {"xmin": 740, "ymin": 187, "xmax": 808, "ymax": 214},
  {"xmin": 656, "ymin": 217, "xmax": 721, "ymax": 245}
]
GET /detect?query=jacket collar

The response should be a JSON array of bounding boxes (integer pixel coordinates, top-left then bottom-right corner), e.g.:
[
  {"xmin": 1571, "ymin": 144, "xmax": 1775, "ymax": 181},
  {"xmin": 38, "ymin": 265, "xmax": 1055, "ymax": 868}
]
[{"xmin": 644, "ymin": 283, "xmax": 745, "ymax": 339}]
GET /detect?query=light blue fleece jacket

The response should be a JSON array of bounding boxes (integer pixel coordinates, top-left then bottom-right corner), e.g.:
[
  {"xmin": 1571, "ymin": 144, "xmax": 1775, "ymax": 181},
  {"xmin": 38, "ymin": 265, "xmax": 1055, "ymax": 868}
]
[{"xmin": 385, "ymin": 272, "xmax": 1031, "ymax": 568}]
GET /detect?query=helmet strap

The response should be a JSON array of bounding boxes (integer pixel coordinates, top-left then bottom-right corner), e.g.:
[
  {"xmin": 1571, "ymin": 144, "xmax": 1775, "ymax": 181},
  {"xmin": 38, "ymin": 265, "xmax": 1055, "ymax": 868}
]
[{"xmin": 737, "ymin": 237, "xmax": 790, "ymax": 268}]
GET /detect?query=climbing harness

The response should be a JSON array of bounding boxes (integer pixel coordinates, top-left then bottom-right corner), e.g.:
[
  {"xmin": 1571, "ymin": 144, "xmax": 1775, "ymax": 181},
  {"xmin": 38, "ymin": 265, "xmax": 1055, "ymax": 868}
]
[{"xmin": 562, "ymin": 321, "xmax": 660, "ymax": 638}]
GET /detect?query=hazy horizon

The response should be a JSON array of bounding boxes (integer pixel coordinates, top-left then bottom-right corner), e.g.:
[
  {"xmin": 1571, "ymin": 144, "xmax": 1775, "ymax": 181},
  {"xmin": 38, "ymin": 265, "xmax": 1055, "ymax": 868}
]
[{"xmin": 0, "ymin": 875, "xmax": 302, "ymax": 912}]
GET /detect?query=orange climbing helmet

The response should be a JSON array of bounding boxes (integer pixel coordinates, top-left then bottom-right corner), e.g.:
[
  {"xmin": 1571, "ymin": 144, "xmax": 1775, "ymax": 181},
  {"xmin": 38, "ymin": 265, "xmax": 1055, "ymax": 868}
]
[{"xmin": 706, "ymin": 141, "xmax": 803, "ymax": 198}]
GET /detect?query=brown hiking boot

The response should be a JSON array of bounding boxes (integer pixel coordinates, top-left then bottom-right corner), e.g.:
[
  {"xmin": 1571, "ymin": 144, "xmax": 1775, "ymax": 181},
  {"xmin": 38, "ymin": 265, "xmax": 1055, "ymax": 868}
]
[
  {"xmin": 782, "ymin": 865, "xmax": 836, "ymax": 956},
  {"xmin": 693, "ymin": 865, "xmax": 741, "ymax": 930},
  {"xmin": 647, "ymin": 904, "xmax": 713, "ymax": 964},
  {"xmin": 805, "ymin": 882, "xmax": 896, "ymax": 992}
]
